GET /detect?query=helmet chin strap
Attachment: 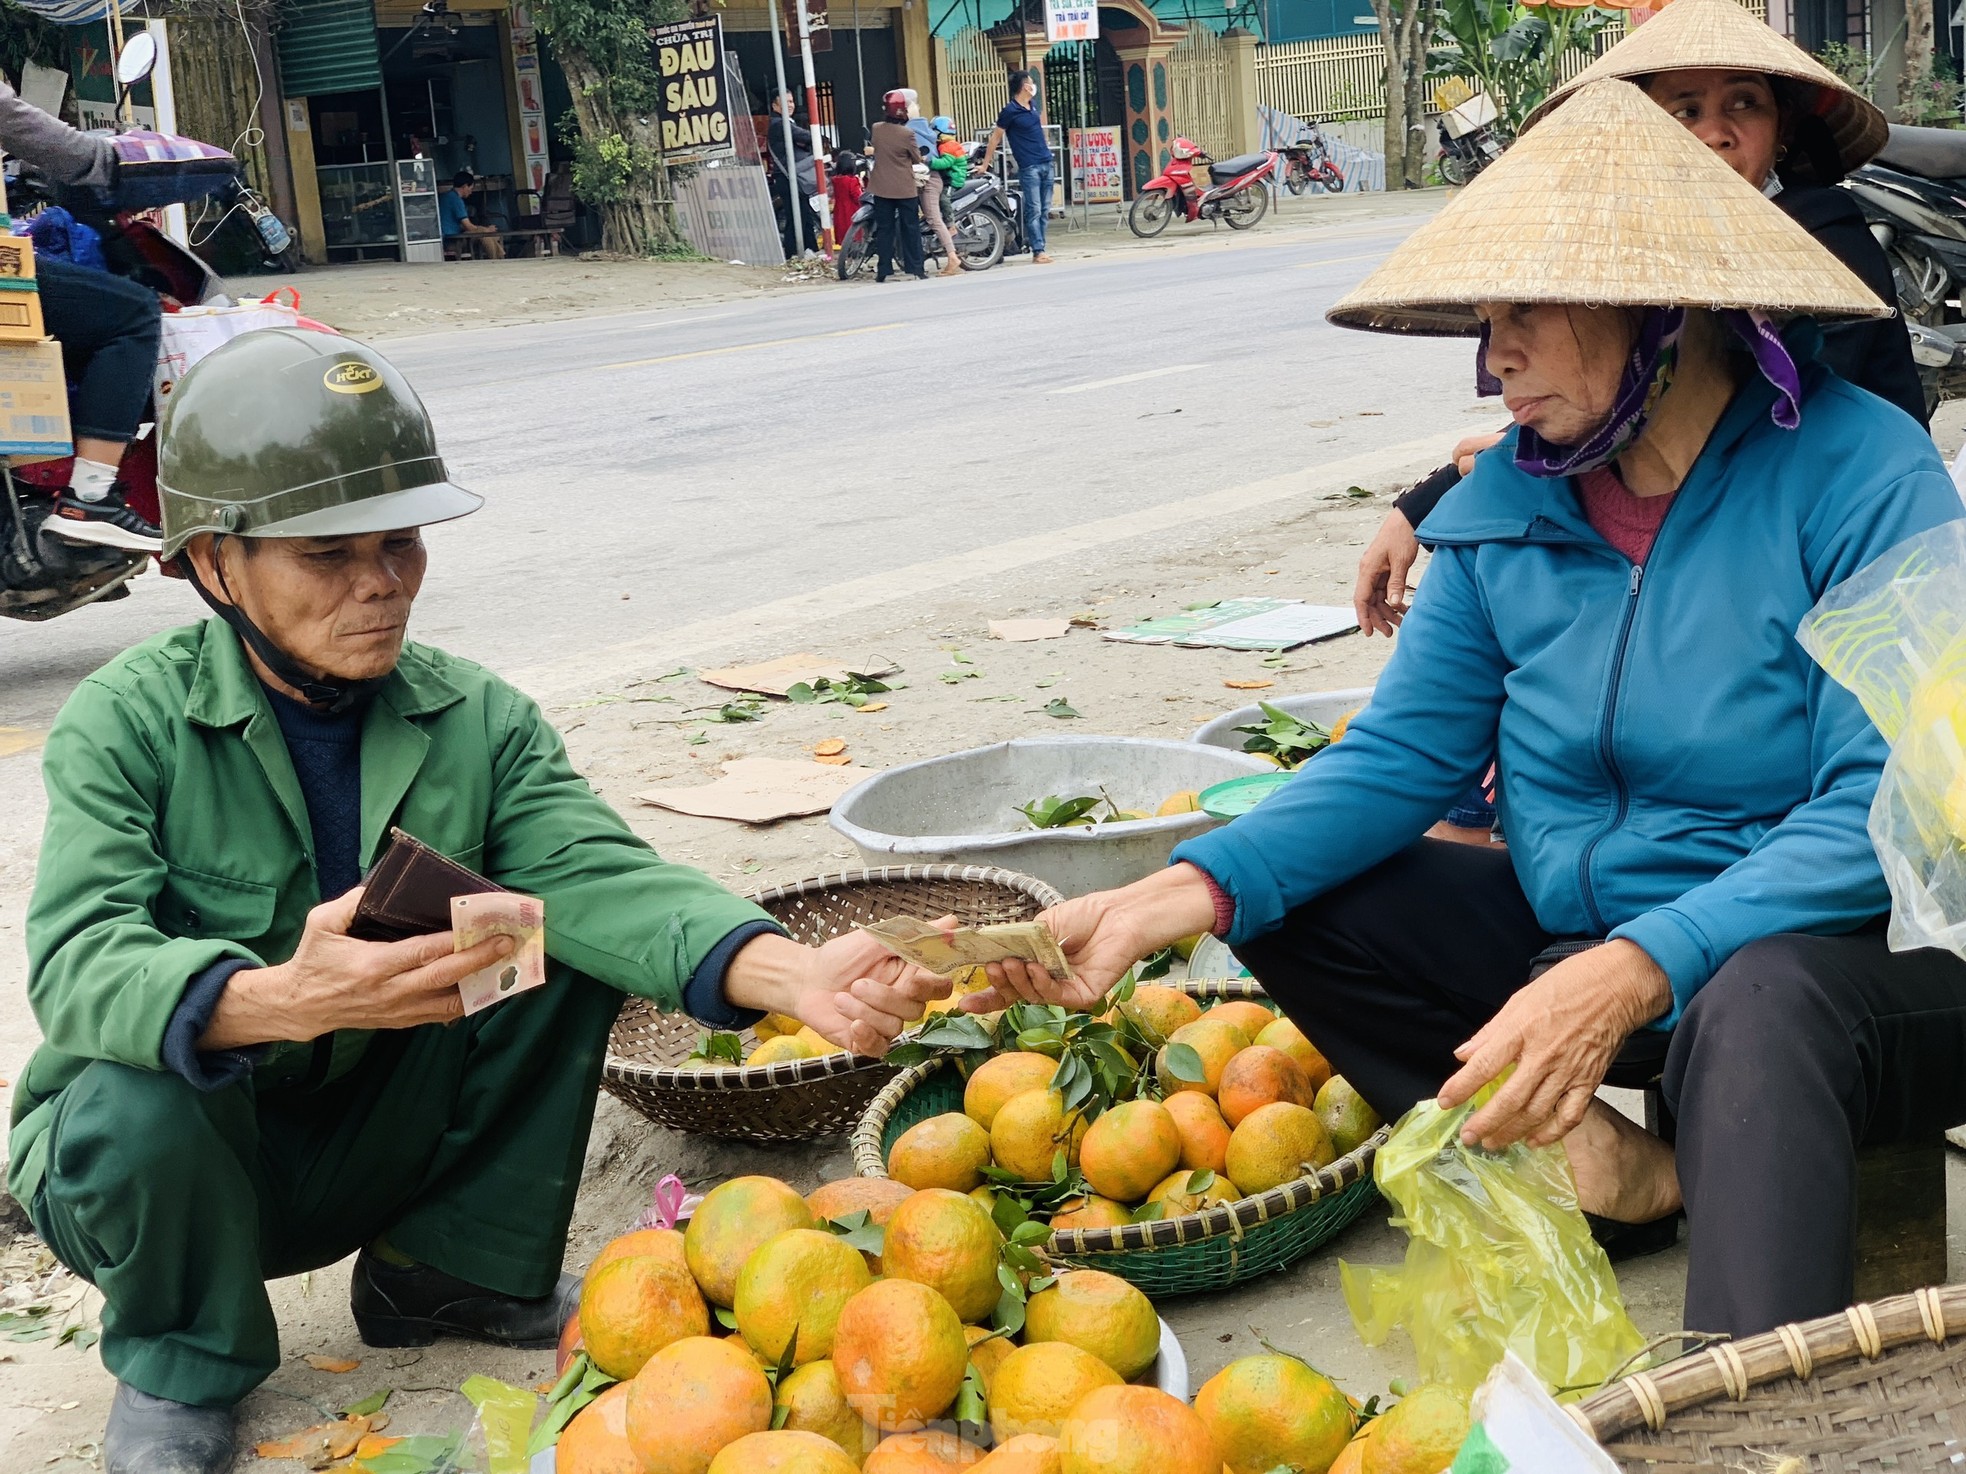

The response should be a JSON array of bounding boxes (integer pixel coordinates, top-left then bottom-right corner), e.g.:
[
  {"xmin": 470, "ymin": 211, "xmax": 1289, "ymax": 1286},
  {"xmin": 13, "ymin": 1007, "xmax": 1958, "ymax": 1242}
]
[{"xmin": 180, "ymin": 535, "xmax": 387, "ymax": 715}]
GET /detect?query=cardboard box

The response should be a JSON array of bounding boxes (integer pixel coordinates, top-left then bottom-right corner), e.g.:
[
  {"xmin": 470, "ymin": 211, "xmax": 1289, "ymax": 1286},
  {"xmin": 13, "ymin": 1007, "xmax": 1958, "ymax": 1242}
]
[
  {"xmin": 0, "ymin": 236, "xmax": 46, "ymax": 343},
  {"xmin": 0, "ymin": 339, "xmax": 72, "ymax": 458}
]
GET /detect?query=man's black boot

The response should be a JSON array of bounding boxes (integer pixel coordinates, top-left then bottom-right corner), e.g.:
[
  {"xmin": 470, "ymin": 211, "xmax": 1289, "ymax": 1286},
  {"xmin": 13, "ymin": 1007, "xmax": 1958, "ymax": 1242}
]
[
  {"xmin": 104, "ymin": 1383, "xmax": 235, "ymax": 1474},
  {"xmin": 349, "ymin": 1249, "xmax": 579, "ymax": 1350}
]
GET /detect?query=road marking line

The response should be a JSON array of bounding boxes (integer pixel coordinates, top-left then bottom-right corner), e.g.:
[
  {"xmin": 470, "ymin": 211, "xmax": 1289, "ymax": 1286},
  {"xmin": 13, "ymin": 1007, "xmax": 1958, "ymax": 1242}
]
[
  {"xmin": 1289, "ymin": 252, "xmax": 1386, "ymax": 271},
  {"xmin": 510, "ymin": 430, "xmax": 1463, "ymax": 701},
  {"xmin": 600, "ymin": 322, "xmax": 909, "ymax": 370},
  {"xmin": 1049, "ymin": 364, "xmax": 1208, "ymax": 395},
  {"xmin": 0, "ymin": 727, "xmax": 47, "ymax": 760}
]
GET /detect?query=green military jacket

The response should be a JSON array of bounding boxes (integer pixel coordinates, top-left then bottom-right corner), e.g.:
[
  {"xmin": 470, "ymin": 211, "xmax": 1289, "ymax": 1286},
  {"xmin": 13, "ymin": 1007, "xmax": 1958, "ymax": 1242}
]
[{"xmin": 8, "ymin": 620, "xmax": 773, "ymax": 1205}]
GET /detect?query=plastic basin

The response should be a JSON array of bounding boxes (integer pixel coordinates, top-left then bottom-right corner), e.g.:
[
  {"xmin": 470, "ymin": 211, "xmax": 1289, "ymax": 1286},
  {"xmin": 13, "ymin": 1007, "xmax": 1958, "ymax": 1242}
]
[
  {"xmin": 1189, "ymin": 685, "xmax": 1377, "ymax": 754},
  {"xmin": 828, "ymin": 736, "xmax": 1273, "ymax": 897}
]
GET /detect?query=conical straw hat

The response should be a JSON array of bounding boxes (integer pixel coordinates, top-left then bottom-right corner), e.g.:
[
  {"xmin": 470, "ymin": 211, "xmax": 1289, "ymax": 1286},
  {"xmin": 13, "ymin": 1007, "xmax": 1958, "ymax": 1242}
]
[
  {"xmin": 1523, "ymin": 0, "xmax": 1886, "ymax": 174},
  {"xmin": 1326, "ymin": 78, "xmax": 1889, "ymax": 336}
]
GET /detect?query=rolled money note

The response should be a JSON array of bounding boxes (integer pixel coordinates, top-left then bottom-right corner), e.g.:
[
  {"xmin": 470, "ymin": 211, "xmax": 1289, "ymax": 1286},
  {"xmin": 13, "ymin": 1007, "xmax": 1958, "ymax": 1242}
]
[
  {"xmin": 860, "ymin": 917, "xmax": 1071, "ymax": 979},
  {"xmin": 452, "ymin": 892, "xmax": 547, "ymax": 1015}
]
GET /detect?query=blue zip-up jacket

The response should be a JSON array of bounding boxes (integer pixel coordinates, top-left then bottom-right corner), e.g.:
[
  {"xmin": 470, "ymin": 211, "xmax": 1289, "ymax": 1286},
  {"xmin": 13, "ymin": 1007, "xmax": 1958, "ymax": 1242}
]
[{"xmin": 1174, "ymin": 343, "xmax": 1965, "ymax": 1025}]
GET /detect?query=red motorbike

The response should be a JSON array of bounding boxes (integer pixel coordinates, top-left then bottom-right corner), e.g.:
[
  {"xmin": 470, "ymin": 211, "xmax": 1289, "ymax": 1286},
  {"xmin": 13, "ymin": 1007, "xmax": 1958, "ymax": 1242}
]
[{"xmin": 1127, "ymin": 138, "xmax": 1277, "ymax": 238}]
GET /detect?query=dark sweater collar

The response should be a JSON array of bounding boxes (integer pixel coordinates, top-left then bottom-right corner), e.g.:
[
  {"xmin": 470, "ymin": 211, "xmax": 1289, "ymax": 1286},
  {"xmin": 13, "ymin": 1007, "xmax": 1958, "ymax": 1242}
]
[{"xmin": 261, "ymin": 680, "xmax": 366, "ymax": 742}]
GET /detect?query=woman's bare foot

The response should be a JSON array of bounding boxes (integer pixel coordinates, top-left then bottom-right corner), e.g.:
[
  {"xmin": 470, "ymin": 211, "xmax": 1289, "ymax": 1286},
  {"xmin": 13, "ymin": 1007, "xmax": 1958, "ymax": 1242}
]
[{"xmin": 1562, "ymin": 1098, "xmax": 1681, "ymax": 1223}]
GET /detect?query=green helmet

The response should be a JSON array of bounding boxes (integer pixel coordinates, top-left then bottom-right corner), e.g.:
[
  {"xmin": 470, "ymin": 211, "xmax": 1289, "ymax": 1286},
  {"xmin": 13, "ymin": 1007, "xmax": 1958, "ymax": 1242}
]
[{"xmin": 158, "ymin": 329, "xmax": 481, "ymax": 560}]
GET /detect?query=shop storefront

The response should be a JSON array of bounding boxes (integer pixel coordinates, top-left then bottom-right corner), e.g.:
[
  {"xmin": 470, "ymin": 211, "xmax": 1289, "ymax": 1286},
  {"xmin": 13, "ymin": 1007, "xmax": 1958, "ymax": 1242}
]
[{"xmin": 277, "ymin": 0, "xmax": 578, "ymax": 264}]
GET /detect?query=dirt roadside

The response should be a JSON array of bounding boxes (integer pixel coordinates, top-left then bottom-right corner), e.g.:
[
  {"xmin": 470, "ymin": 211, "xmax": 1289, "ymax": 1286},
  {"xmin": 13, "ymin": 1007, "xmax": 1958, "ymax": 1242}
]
[{"xmin": 277, "ymin": 189, "xmax": 1448, "ymax": 341}]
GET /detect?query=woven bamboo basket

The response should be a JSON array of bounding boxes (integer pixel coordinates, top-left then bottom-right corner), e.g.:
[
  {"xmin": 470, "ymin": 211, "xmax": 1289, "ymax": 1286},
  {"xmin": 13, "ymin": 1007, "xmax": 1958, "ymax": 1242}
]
[
  {"xmin": 849, "ymin": 978, "xmax": 1387, "ymax": 1297},
  {"xmin": 602, "ymin": 866, "xmax": 1063, "ymax": 1143},
  {"xmin": 1576, "ymin": 1283, "xmax": 1966, "ymax": 1470}
]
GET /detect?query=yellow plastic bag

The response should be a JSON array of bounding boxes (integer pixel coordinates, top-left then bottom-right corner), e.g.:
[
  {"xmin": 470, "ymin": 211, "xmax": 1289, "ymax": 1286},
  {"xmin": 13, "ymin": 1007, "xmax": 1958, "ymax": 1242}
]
[
  {"xmin": 1800, "ymin": 521, "xmax": 1966, "ymax": 963},
  {"xmin": 1340, "ymin": 1083, "xmax": 1645, "ymax": 1396}
]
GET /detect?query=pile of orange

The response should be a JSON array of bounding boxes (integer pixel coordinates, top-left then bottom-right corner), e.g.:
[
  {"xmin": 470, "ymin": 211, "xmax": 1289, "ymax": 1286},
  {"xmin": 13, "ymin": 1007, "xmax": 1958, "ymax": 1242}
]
[
  {"xmin": 883, "ymin": 989, "xmax": 1381, "ymax": 1229},
  {"xmin": 554, "ymin": 1171, "xmax": 1236, "ymax": 1474}
]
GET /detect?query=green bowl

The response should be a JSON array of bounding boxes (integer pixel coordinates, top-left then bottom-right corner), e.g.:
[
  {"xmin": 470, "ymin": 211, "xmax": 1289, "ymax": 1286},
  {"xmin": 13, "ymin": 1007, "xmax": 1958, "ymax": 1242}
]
[{"xmin": 1199, "ymin": 770, "xmax": 1296, "ymax": 819}]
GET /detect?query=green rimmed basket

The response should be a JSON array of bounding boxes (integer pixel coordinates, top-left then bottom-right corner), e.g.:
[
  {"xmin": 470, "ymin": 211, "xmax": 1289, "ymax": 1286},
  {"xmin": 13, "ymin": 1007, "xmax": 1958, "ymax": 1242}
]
[
  {"xmin": 848, "ymin": 978, "xmax": 1388, "ymax": 1297},
  {"xmin": 601, "ymin": 866, "xmax": 1063, "ymax": 1143}
]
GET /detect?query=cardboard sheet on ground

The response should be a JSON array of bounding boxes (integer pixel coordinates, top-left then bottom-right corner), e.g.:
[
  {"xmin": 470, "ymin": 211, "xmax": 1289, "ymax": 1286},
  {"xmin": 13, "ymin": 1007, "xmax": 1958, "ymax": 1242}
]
[
  {"xmin": 989, "ymin": 618, "xmax": 1071, "ymax": 642},
  {"xmin": 1103, "ymin": 597, "xmax": 1358, "ymax": 651},
  {"xmin": 634, "ymin": 758, "xmax": 873, "ymax": 823},
  {"xmin": 698, "ymin": 653, "xmax": 851, "ymax": 697}
]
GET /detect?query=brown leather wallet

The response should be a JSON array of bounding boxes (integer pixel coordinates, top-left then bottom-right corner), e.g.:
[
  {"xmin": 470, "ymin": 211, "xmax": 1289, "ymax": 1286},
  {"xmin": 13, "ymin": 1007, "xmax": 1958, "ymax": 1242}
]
[{"xmin": 348, "ymin": 826, "xmax": 509, "ymax": 942}]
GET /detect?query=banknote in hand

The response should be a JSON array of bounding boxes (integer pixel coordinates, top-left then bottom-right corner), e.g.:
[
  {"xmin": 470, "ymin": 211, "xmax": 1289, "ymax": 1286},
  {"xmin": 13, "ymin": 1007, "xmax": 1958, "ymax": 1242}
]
[
  {"xmin": 860, "ymin": 917, "xmax": 1071, "ymax": 980},
  {"xmin": 452, "ymin": 892, "xmax": 547, "ymax": 1015}
]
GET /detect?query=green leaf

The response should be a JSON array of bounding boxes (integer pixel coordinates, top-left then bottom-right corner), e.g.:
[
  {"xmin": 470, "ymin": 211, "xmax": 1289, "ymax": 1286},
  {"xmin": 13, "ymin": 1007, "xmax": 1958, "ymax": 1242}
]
[
  {"xmin": 825, "ymin": 1210, "xmax": 887, "ymax": 1257},
  {"xmin": 786, "ymin": 682, "xmax": 819, "ymax": 704},
  {"xmin": 1003, "ymin": 1242, "xmax": 1043, "ymax": 1274},
  {"xmin": 1184, "ymin": 1169, "xmax": 1217, "ymax": 1194},
  {"xmin": 1027, "ymin": 1274, "xmax": 1057, "ymax": 1295},
  {"xmin": 1050, "ymin": 1148, "xmax": 1070, "ymax": 1184},
  {"xmin": 1136, "ymin": 946, "xmax": 1177, "ymax": 981},
  {"xmin": 344, "ymin": 1388, "xmax": 391, "ymax": 1418},
  {"xmin": 990, "ymin": 1190, "xmax": 1031, "ymax": 1238},
  {"xmin": 714, "ymin": 1305, "xmax": 740, "ymax": 1331},
  {"xmin": 1162, "ymin": 1042, "xmax": 1207, "ymax": 1083},
  {"xmin": 1131, "ymin": 1200, "xmax": 1167, "ymax": 1222},
  {"xmin": 1041, "ymin": 698, "xmax": 1082, "ymax": 719},
  {"xmin": 1009, "ymin": 1220, "xmax": 1050, "ymax": 1246},
  {"xmin": 690, "ymin": 1030, "xmax": 744, "ymax": 1065},
  {"xmin": 772, "ymin": 1321, "xmax": 801, "ymax": 1389},
  {"xmin": 55, "ymin": 1322, "xmax": 98, "ymax": 1351},
  {"xmin": 955, "ymin": 1361, "xmax": 988, "ymax": 1426}
]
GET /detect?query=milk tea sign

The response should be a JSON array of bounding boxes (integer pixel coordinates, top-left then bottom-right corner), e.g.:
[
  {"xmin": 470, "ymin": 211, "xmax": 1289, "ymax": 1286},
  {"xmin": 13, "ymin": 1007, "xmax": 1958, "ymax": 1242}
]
[{"xmin": 652, "ymin": 17, "xmax": 734, "ymax": 159}]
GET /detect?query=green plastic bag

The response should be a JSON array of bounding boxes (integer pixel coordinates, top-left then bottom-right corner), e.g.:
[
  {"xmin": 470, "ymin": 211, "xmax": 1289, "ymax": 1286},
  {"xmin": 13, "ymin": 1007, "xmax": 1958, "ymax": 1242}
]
[
  {"xmin": 1799, "ymin": 520, "xmax": 1966, "ymax": 964},
  {"xmin": 1340, "ymin": 1083, "xmax": 1645, "ymax": 1395}
]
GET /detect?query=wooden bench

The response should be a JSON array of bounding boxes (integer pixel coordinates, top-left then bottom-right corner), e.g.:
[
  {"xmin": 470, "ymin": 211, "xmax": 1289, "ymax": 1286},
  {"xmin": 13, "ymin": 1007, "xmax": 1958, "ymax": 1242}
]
[{"xmin": 444, "ymin": 227, "xmax": 564, "ymax": 260}]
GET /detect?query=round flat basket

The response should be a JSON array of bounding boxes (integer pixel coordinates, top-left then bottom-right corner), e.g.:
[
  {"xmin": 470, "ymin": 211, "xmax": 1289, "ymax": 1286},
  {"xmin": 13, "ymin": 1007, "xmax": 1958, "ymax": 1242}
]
[
  {"xmin": 849, "ymin": 978, "xmax": 1386, "ymax": 1297},
  {"xmin": 602, "ymin": 866, "xmax": 1063, "ymax": 1143},
  {"xmin": 1576, "ymin": 1283, "xmax": 1966, "ymax": 1470}
]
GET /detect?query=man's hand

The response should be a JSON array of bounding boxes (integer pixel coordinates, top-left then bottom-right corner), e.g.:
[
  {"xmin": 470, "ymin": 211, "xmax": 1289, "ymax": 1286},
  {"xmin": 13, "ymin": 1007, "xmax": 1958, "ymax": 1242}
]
[
  {"xmin": 958, "ymin": 864, "xmax": 1218, "ymax": 1014},
  {"xmin": 1437, "ymin": 940, "xmax": 1672, "ymax": 1152},
  {"xmin": 1353, "ymin": 509, "xmax": 1422, "ymax": 637},
  {"xmin": 725, "ymin": 931, "xmax": 950, "ymax": 1059},
  {"xmin": 199, "ymin": 888, "xmax": 513, "ymax": 1049}
]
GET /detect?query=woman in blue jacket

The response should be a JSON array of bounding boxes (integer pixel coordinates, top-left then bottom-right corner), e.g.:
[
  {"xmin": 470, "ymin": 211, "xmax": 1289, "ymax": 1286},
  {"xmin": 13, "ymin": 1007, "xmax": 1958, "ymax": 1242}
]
[{"xmin": 961, "ymin": 81, "xmax": 1966, "ymax": 1341}]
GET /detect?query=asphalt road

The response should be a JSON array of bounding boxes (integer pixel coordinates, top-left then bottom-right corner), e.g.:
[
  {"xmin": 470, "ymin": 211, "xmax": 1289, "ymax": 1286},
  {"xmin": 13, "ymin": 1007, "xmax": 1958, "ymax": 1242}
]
[{"xmin": 0, "ymin": 207, "xmax": 1491, "ymax": 726}]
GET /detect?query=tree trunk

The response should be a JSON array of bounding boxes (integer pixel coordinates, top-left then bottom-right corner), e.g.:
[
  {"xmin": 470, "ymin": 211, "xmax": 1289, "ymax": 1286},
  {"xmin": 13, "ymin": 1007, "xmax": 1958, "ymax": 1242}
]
[
  {"xmin": 556, "ymin": 45, "xmax": 686, "ymax": 255},
  {"xmin": 1370, "ymin": 0, "xmax": 1405, "ymax": 185},
  {"xmin": 1905, "ymin": 0, "xmax": 1934, "ymax": 93}
]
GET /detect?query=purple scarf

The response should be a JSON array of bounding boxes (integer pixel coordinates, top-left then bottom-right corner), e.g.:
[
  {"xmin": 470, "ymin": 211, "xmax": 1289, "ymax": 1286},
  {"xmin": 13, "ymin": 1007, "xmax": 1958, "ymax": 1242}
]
[{"xmin": 1476, "ymin": 308, "xmax": 1805, "ymax": 479}]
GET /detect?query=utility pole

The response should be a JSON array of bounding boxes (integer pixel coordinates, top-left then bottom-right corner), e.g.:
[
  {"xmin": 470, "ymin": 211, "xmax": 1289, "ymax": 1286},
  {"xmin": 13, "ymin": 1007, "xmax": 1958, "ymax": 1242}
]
[
  {"xmin": 794, "ymin": 0, "xmax": 833, "ymax": 249},
  {"xmin": 766, "ymin": 0, "xmax": 804, "ymax": 256}
]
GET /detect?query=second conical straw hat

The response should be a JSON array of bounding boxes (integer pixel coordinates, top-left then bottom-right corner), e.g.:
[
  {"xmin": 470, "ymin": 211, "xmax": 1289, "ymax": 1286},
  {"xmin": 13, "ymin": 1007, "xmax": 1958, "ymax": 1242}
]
[
  {"xmin": 1523, "ymin": 0, "xmax": 1886, "ymax": 173},
  {"xmin": 1326, "ymin": 77, "xmax": 1888, "ymax": 336}
]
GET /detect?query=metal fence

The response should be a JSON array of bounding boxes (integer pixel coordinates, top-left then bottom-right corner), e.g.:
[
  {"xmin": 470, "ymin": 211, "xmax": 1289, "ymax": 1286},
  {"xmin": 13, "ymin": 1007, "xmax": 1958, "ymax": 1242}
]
[
  {"xmin": 944, "ymin": 27, "xmax": 1009, "ymax": 140},
  {"xmin": 1168, "ymin": 25, "xmax": 1238, "ymax": 156}
]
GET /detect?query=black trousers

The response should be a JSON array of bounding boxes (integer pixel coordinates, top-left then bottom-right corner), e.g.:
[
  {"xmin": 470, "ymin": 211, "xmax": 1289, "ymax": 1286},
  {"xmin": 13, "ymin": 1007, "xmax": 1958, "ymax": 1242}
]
[
  {"xmin": 872, "ymin": 195, "xmax": 923, "ymax": 280},
  {"xmin": 37, "ymin": 257, "xmax": 159, "ymax": 443},
  {"xmin": 771, "ymin": 172, "xmax": 820, "ymax": 260},
  {"xmin": 1234, "ymin": 840, "xmax": 1966, "ymax": 1338}
]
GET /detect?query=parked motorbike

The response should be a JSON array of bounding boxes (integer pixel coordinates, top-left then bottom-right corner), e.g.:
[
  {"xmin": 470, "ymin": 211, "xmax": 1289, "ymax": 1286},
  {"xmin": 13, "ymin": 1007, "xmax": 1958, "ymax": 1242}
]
[
  {"xmin": 1280, "ymin": 128, "xmax": 1346, "ymax": 195},
  {"xmin": 1127, "ymin": 139, "xmax": 1277, "ymax": 238},
  {"xmin": 835, "ymin": 167, "xmax": 1010, "ymax": 279},
  {"xmin": 1, "ymin": 36, "xmax": 307, "ymax": 622},
  {"xmin": 1844, "ymin": 124, "xmax": 1966, "ymax": 327}
]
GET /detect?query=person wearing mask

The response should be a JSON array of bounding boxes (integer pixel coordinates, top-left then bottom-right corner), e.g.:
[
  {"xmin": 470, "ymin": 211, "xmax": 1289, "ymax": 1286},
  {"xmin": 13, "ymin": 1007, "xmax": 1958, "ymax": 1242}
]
[
  {"xmin": 765, "ymin": 87, "xmax": 820, "ymax": 259},
  {"xmin": 921, "ymin": 114, "xmax": 965, "ymax": 277},
  {"xmin": 978, "ymin": 70, "xmax": 1054, "ymax": 263},
  {"xmin": 869, "ymin": 89, "xmax": 927, "ymax": 282},
  {"xmin": 0, "ymin": 79, "xmax": 165, "ymax": 549},
  {"xmin": 439, "ymin": 173, "xmax": 505, "ymax": 259},
  {"xmin": 952, "ymin": 79, "xmax": 1966, "ymax": 1342},
  {"xmin": 1355, "ymin": 0, "xmax": 1923, "ymax": 641}
]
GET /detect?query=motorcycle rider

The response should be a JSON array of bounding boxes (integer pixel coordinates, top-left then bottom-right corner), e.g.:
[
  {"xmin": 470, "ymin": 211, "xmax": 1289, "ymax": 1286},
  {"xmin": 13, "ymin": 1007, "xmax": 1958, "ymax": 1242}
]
[
  {"xmin": 0, "ymin": 77, "xmax": 164, "ymax": 549},
  {"xmin": 8, "ymin": 330, "xmax": 945, "ymax": 1474}
]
